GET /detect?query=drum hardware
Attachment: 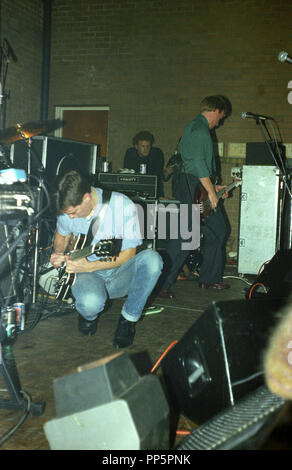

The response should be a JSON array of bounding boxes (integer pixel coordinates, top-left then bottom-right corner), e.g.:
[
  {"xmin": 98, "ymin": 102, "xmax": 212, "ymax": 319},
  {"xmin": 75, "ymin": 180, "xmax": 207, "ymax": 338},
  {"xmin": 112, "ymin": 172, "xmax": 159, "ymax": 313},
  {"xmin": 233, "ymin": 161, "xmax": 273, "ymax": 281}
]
[
  {"xmin": 0, "ymin": 221, "xmax": 46, "ymax": 418},
  {"xmin": 0, "ymin": 220, "xmax": 31, "ymax": 305},
  {"xmin": 0, "ymin": 193, "xmax": 35, "ymax": 216},
  {"xmin": 0, "ymin": 44, "xmax": 46, "ymax": 418},
  {"xmin": 0, "ymin": 116, "xmax": 65, "ymax": 305},
  {"xmin": 0, "ymin": 118, "xmax": 66, "ymax": 144},
  {"xmin": 0, "ymin": 167, "xmax": 27, "ymax": 184},
  {"xmin": 0, "ymin": 182, "xmax": 36, "ymax": 220},
  {"xmin": 0, "ymin": 223, "xmax": 17, "ymax": 300},
  {"xmin": 0, "ymin": 118, "xmax": 66, "ymax": 304}
]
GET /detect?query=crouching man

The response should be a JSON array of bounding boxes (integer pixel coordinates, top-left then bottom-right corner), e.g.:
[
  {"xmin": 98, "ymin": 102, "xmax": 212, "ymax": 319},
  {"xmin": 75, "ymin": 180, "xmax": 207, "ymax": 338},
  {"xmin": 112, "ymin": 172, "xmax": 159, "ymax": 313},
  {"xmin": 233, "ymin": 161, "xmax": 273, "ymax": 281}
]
[{"xmin": 50, "ymin": 170, "xmax": 163, "ymax": 348}]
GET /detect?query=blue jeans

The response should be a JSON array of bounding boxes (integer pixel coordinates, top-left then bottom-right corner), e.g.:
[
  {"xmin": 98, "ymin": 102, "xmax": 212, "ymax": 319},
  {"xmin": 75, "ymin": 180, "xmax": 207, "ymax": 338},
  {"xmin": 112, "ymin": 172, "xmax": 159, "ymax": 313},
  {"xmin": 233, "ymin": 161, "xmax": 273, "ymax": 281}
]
[{"xmin": 71, "ymin": 249, "xmax": 163, "ymax": 322}]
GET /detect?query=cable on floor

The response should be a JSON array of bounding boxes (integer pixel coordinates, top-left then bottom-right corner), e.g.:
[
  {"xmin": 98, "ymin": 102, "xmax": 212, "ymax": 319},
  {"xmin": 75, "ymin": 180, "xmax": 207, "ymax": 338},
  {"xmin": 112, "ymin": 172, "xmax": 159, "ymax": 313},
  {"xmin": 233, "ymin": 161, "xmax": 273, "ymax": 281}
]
[
  {"xmin": 248, "ymin": 282, "xmax": 267, "ymax": 300},
  {"xmin": 150, "ymin": 340, "xmax": 179, "ymax": 374},
  {"xmin": 0, "ymin": 389, "xmax": 32, "ymax": 447}
]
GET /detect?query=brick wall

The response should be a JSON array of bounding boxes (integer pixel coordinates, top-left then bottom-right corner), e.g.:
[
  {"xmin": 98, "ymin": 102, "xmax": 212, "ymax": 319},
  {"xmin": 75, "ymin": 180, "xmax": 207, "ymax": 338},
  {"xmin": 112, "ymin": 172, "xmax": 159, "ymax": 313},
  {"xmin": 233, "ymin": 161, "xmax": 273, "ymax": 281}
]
[
  {"xmin": 2, "ymin": 0, "xmax": 292, "ymax": 255},
  {"xmin": 49, "ymin": 0, "xmax": 292, "ymax": 168},
  {"xmin": 1, "ymin": 0, "xmax": 43, "ymax": 127}
]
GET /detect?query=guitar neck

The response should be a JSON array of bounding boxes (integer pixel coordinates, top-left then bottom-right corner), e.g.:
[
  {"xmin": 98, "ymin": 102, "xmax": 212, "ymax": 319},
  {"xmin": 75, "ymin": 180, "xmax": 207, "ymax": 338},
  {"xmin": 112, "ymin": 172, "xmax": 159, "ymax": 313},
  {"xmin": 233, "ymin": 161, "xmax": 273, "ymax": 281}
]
[
  {"xmin": 70, "ymin": 245, "xmax": 94, "ymax": 261},
  {"xmin": 216, "ymin": 181, "xmax": 239, "ymax": 200}
]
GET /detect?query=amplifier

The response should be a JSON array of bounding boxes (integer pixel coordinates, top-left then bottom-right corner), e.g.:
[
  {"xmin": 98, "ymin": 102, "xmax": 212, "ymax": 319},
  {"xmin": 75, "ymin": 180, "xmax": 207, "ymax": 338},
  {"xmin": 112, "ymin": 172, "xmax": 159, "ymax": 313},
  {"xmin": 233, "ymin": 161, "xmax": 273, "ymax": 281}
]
[
  {"xmin": 246, "ymin": 142, "xmax": 286, "ymax": 166},
  {"xmin": 96, "ymin": 172, "xmax": 157, "ymax": 199}
]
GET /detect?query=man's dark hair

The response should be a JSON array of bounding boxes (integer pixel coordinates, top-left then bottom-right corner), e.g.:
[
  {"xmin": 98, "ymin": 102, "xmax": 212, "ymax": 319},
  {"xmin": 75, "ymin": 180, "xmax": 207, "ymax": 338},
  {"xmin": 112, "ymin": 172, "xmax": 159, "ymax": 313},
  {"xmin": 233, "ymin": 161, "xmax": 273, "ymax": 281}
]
[
  {"xmin": 55, "ymin": 170, "xmax": 91, "ymax": 213},
  {"xmin": 132, "ymin": 130, "xmax": 154, "ymax": 146},
  {"xmin": 216, "ymin": 95, "xmax": 232, "ymax": 117},
  {"xmin": 200, "ymin": 95, "xmax": 227, "ymax": 114}
]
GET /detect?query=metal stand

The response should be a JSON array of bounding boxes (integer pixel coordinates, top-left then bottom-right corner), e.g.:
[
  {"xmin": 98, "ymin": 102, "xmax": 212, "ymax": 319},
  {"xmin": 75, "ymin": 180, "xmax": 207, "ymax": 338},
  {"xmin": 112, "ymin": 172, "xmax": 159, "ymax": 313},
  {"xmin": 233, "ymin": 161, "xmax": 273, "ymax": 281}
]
[
  {"xmin": 31, "ymin": 175, "xmax": 43, "ymax": 304},
  {"xmin": 255, "ymin": 118, "xmax": 292, "ymax": 250},
  {"xmin": 15, "ymin": 133, "xmax": 46, "ymax": 304},
  {"xmin": 0, "ymin": 339, "xmax": 45, "ymax": 416}
]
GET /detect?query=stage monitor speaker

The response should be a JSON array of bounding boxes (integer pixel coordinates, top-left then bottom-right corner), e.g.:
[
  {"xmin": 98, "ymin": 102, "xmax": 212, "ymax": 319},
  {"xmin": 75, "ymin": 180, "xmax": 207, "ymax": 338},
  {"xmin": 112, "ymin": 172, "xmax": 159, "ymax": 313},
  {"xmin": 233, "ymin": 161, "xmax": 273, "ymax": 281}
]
[
  {"xmin": 176, "ymin": 385, "xmax": 286, "ymax": 450},
  {"xmin": 246, "ymin": 142, "xmax": 286, "ymax": 167},
  {"xmin": 161, "ymin": 299, "xmax": 279, "ymax": 425},
  {"xmin": 248, "ymin": 249, "xmax": 292, "ymax": 300},
  {"xmin": 44, "ymin": 352, "xmax": 170, "ymax": 450}
]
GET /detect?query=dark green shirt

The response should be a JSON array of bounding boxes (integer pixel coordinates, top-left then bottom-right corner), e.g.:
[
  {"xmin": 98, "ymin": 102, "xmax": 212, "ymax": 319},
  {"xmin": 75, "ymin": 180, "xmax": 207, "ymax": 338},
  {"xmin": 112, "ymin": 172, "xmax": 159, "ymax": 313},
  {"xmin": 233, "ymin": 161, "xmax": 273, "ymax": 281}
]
[{"xmin": 178, "ymin": 114, "xmax": 215, "ymax": 179}]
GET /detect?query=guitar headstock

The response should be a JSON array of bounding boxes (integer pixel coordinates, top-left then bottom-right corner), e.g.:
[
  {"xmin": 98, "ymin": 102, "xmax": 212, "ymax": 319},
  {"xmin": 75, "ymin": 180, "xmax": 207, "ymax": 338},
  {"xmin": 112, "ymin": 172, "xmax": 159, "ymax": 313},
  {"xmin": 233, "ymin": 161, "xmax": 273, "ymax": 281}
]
[
  {"xmin": 231, "ymin": 167, "xmax": 242, "ymax": 182},
  {"xmin": 93, "ymin": 238, "xmax": 122, "ymax": 259}
]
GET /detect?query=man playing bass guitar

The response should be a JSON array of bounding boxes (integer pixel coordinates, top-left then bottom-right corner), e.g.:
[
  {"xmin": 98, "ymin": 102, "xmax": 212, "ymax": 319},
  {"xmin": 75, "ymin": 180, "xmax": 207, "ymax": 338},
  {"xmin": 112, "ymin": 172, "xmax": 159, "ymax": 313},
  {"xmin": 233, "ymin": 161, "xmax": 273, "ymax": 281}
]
[{"xmin": 158, "ymin": 95, "xmax": 232, "ymax": 298}]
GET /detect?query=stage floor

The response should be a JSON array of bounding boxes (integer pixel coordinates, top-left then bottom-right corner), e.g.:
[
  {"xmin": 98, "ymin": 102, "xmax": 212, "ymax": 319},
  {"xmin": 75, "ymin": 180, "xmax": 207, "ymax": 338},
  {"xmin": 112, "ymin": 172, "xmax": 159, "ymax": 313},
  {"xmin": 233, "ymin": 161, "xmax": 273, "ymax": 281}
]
[{"xmin": 0, "ymin": 264, "xmax": 292, "ymax": 450}]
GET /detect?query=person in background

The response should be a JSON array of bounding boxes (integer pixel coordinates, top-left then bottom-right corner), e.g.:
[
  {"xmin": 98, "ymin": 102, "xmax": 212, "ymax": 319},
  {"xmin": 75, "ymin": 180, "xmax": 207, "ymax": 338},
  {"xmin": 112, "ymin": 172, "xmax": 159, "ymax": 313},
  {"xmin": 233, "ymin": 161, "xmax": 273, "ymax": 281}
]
[{"xmin": 124, "ymin": 130, "xmax": 165, "ymax": 197}]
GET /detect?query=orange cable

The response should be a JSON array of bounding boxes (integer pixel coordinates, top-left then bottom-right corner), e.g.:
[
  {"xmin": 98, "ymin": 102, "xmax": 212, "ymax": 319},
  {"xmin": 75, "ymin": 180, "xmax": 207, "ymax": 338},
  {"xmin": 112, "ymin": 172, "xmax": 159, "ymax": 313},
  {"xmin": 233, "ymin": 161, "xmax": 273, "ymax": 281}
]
[
  {"xmin": 150, "ymin": 340, "xmax": 179, "ymax": 374},
  {"xmin": 176, "ymin": 430, "xmax": 191, "ymax": 436},
  {"xmin": 248, "ymin": 282, "xmax": 264, "ymax": 300},
  {"xmin": 257, "ymin": 260, "xmax": 270, "ymax": 277}
]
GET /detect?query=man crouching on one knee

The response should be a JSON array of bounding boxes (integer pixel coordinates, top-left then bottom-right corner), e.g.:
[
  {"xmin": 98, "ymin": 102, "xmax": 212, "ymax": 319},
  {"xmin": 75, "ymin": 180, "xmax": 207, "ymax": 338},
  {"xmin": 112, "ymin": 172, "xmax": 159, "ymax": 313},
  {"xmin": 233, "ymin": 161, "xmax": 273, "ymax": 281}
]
[{"xmin": 50, "ymin": 170, "xmax": 163, "ymax": 348}]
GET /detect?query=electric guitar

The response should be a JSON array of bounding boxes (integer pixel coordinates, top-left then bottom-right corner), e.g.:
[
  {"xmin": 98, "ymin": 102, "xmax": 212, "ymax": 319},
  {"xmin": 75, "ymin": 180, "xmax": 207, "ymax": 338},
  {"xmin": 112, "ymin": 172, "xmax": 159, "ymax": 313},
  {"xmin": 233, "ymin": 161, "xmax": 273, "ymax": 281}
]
[
  {"xmin": 55, "ymin": 234, "xmax": 122, "ymax": 301},
  {"xmin": 194, "ymin": 179, "xmax": 242, "ymax": 222}
]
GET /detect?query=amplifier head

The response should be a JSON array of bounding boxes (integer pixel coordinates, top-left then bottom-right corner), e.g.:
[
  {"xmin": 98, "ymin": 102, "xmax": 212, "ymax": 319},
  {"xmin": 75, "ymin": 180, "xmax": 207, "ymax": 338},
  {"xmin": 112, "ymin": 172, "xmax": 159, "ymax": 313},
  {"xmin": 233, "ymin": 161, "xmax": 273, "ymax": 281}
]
[{"xmin": 97, "ymin": 172, "xmax": 157, "ymax": 199}]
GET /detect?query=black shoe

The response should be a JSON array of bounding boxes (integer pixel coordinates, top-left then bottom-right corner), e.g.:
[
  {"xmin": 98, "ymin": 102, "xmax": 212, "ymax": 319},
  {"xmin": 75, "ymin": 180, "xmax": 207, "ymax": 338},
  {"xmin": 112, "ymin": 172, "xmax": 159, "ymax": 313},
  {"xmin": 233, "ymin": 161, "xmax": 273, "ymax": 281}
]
[
  {"xmin": 78, "ymin": 314, "xmax": 98, "ymax": 336},
  {"xmin": 113, "ymin": 315, "xmax": 136, "ymax": 349},
  {"xmin": 199, "ymin": 282, "xmax": 230, "ymax": 290}
]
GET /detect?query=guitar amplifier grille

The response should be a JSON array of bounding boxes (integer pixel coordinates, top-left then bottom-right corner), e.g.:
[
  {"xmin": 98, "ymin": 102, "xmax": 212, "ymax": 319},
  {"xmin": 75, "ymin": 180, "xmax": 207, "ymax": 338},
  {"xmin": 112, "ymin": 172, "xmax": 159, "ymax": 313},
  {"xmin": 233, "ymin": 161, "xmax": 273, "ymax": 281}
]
[{"xmin": 96, "ymin": 173, "xmax": 157, "ymax": 199}]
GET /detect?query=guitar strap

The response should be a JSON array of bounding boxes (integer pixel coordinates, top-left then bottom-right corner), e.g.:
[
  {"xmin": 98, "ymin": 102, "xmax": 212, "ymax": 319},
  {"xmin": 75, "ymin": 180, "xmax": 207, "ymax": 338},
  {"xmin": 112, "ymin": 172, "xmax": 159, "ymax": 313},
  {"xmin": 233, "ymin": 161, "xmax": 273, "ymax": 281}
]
[{"xmin": 85, "ymin": 189, "xmax": 112, "ymax": 247}]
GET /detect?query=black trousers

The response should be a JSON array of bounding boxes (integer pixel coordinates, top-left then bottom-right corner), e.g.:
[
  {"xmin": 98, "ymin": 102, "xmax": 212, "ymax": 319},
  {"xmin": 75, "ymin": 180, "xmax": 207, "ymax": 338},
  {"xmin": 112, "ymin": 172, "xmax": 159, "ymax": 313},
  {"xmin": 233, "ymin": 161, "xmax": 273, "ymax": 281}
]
[{"xmin": 160, "ymin": 173, "xmax": 230, "ymax": 288}]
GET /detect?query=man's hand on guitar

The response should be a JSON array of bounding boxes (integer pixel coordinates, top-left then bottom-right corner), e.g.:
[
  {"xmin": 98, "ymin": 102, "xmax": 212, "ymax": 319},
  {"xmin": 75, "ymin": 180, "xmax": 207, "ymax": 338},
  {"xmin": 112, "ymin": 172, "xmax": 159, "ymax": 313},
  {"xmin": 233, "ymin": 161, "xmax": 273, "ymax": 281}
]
[
  {"xmin": 65, "ymin": 256, "xmax": 92, "ymax": 273},
  {"xmin": 208, "ymin": 191, "xmax": 219, "ymax": 210},
  {"xmin": 215, "ymin": 184, "xmax": 229, "ymax": 199},
  {"xmin": 50, "ymin": 252, "xmax": 66, "ymax": 269}
]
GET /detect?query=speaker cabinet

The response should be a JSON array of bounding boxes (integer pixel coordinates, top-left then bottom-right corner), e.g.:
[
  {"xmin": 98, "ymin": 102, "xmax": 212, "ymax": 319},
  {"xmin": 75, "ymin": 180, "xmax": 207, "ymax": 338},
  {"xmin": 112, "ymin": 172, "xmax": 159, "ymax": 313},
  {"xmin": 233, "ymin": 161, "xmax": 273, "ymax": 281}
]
[
  {"xmin": 10, "ymin": 136, "xmax": 98, "ymax": 185},
  {"xmin": 132, "ymin": 198, "xmax": 182, "ymax": 251},
  {"xmin": 44, "ymin": 353, "xmax": 170, "ymax": 450},
  {"xmin": 161, "ymin": 299, "xmax": 278, "ymax": 425},
  {"xmin": 246, "ymin": 142, "xmax": 286, "ymax": 166},
  {"xmin": 238, "ymin": 165, "xmax": 281, "ymax": 275},
  {"xmin": 249, "ymin": 249, "xmax": 292, "ymax": 300}
]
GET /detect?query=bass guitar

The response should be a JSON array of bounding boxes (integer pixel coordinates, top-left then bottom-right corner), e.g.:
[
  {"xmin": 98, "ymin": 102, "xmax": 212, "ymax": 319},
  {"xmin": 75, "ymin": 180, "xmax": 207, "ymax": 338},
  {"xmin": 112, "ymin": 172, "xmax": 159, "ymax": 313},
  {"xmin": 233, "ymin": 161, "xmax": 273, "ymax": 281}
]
[
  {"xmin": 55, "ymin": 234, "xmax": 122, "ymax": 301},
  {"xmin": 194, "ymin": 179, "xmax": 241, "ymax": 222}
]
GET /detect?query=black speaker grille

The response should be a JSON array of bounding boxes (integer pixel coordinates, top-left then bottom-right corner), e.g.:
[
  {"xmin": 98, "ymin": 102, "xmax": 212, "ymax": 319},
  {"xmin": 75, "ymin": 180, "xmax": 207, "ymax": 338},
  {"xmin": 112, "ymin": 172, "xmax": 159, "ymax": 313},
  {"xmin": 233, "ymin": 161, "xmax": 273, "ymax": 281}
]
[{"xmin": 177, "ymin": 385, "xmax": 285, "ymax": 450}]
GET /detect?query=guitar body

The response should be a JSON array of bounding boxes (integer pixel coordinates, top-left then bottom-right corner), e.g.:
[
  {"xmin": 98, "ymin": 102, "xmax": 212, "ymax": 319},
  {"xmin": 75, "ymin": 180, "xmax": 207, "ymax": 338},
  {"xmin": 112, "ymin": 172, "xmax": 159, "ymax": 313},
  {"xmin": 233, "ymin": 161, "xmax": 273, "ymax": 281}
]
[
  {"xmin": 55, "ymin": 234, "xmax": 87, "ymax": 301},
  {"xmin": 55, "ymin": 235, "xmax": 122, "ymax": 301},
  {"xmin": 194, "ymin": 180, "xmax": 242, "ymax": 223},
  {"xmin": 194, "ymin": 184, "xmax": 210, "ymax": 222}
]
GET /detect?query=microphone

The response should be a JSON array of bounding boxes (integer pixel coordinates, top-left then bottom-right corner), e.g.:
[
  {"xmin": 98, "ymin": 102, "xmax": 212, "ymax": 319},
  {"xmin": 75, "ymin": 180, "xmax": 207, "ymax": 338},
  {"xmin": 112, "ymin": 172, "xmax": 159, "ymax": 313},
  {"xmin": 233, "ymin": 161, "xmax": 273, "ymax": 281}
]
[
  {"xmin": 241, "ymin": 111, "xmax": 273, "ymax": 121},
  {"xmin": 278, "ymin": 51, "xmax": 292, "ymax": 64}
]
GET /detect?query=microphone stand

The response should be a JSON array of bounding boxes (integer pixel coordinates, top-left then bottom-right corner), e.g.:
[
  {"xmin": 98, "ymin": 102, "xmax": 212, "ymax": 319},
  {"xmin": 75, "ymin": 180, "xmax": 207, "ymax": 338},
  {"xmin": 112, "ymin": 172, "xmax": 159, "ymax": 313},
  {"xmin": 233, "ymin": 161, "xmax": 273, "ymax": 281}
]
[
  {"xmin": 16, "ymin": 130, "xmax": 47, "ymax": 304},
  {"xmin": 0, "ymin": 41, "xmax": 11, "ymax": 130},
  {"xmin": 255, "ymin": 118, "xmax": 292, "ymax": 250}
]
